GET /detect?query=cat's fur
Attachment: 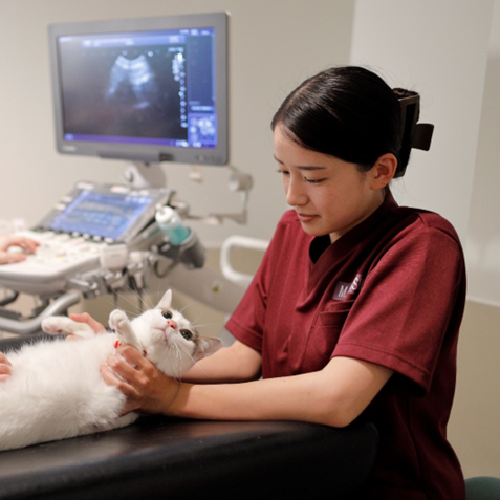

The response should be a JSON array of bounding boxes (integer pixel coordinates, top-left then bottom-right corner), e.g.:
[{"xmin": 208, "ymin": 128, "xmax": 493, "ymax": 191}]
[{"xmin": 0, "ymin": 289, "xmax": 222, "ymax": 452}]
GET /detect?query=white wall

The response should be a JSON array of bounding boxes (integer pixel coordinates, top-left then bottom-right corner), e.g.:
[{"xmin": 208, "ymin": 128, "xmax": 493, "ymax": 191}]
[
  {"xmin": 465, "ymin": 1, "xmax": 500, "ymax": 306},
  {"xmin": 351, "ymin": 0, "xmax": 494, "ymax": 243},
  {"xmin": 0, "ymin": 0, "xmax": 353, "ymax": 246}
]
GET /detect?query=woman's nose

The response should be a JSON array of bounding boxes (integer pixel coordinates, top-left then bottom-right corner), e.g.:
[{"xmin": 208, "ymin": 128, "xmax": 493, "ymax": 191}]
[{"xmin": 285, "ymin": 178, "xmax": 308, "ymax": 206}]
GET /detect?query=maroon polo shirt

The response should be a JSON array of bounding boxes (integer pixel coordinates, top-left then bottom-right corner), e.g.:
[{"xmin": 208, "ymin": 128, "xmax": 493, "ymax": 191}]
[{"xmin": 226, "ymin": 191, "xmax": 465, "ymax": 500}]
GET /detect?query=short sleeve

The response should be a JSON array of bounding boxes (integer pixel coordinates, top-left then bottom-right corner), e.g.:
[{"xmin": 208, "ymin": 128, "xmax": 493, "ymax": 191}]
[
  {"xmin": 332, "ymin": 224, "xmax": 465, "ymax": 394},
  {"xmin": 224, "ymin": 239, "xmax": 273, "ymax": 353}
]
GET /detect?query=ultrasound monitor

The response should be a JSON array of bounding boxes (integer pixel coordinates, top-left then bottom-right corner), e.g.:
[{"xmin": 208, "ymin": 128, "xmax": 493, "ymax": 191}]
[{"xmin": 48, "ymin": 13, "xmax": 228, "ymax": 166}]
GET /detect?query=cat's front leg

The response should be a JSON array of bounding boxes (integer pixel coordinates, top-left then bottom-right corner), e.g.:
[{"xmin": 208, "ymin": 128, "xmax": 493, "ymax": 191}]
[
  {"xmin": 41, "ymin": 317, "xmax": 95, "ymax": 340},
  {"xmin": 109, "ymin": 310, "xmax": 140, "ymax": 350}
]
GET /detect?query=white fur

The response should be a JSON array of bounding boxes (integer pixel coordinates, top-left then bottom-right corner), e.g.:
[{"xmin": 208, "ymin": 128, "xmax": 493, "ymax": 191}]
[{"xmin": 0, "ymin": 290, "xmax": 221, "ymax": 452}]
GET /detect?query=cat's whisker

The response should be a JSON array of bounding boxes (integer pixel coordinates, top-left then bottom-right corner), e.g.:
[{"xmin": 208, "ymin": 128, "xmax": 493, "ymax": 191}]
[
  {"xmin": 191, "ymin": 320, "xmax": 220, "ymax": 330},
  {"xmin": 107, "ymin": 281, "xmax": 159, "ymax": 313},
  {"xmin": 167, "ymin": 344, "xmax": 188, "ymax": 379},
  {"xmin": 140, "ymin": 289, "xmax": 160, "ymax": 310},
  {"xmin": 178, "ymin": 303, "xmax": 192, "ymax": 315},
  {"xmin": 177, "ymin": 342, "xmax": 196, "ymax": 360},
  {"xmin": 86, "ymin": 292, "xmax": 137, "ymax": 321},
  {"xmin": 119, "ymin": 289, "xmax": 149, "ymax": 313}
]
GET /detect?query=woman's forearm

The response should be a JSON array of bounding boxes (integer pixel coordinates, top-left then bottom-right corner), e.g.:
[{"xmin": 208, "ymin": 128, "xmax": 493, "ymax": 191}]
[
  {"xmin": 181, "ymin": 340, "xmax": 262, "ymax": 384},
  {"xmin": 168, "ymin": 357, "xmax": 393, "ymax": 428},
  {"xmin": 170, "ymin": 372, "xmax": 329, "ymax": 424}
]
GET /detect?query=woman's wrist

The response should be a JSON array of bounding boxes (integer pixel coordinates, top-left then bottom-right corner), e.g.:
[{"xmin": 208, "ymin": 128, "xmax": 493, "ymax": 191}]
[{"xmin": 163, "ymin": 379, "xmax": 181, "ymax": 413}]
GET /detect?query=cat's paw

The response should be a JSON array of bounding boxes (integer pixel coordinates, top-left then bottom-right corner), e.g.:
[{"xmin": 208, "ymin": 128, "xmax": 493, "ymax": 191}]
[
  {"xmin": 109, "ymin": 309, "xmax": 138, "ymax": 348},
  {"xmin": 41, "ymin": 317, "xmax": 94, "ymax": 339},
  {"xmin": 109, "ymin": 309, "xmax": 129, "ymax": 334}
]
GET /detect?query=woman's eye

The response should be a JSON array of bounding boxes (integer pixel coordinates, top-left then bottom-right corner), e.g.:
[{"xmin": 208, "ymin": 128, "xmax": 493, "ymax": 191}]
[
  {"xmin": 162, "ymin": 310, "xmax": 173, "ymax": 320},
  {"xmin": 277, "ymin": 169, "xmax": 289, "ymax": 176},
  {"xmin": 180, "ymin": 329, "xmax": 192, "ymax": 341},
  {"xmin": 304, "ymin": 177, "xmax": 326, "ymax": 184}
]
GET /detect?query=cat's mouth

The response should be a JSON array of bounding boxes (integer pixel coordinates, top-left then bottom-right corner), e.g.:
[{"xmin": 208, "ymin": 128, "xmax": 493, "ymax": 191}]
[{"xmin": 156, "ymin": 326, "xmax": 174, "ymax": 342}]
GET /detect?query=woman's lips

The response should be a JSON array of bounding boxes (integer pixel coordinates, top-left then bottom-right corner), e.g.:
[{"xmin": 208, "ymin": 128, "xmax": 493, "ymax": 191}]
[{"xmin": 296, "ymin": 212, "xmax": 317, "ymax": 223}]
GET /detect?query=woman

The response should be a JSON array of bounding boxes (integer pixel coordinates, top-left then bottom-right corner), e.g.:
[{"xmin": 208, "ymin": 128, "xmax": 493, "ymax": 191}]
[{"xmin": 1, "ymin": 67, "xmax": 466, "ymax": 499}]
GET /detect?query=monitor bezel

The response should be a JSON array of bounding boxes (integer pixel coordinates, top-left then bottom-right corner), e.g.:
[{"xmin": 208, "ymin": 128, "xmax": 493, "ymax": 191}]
[{"xmin": 48, "ymin": 12, "xmax": 229, "ymax": 166}]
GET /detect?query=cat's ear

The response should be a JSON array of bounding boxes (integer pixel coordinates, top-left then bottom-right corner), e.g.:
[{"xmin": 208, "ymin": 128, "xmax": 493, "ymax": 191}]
[
  {"xmin": 157, "ymin": 289, "xmax": 173, "ymax": 310},
  {"xmin": 194, "ymin": 337, "xmax": 223, "ymax": 361}
]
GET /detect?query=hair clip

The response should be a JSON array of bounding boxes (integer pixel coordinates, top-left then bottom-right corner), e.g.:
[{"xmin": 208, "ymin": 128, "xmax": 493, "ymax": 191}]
[{"xmin": 393, "ymin": 89, "xmax": 434, "ymax": 177}]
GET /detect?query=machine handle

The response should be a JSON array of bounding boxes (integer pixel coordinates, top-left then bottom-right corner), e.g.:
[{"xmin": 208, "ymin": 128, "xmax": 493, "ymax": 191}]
[
  {"xmin": 0, "ymin": 292, "xmax": 81, "ymax": 335},
  {"xmin": 219, "ymin": 236, "xmax": 268, "ymax": 288}
]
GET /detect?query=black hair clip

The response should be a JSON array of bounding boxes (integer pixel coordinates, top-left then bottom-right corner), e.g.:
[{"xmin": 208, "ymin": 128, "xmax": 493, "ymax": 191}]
[{"xmin": 394, "ymin": 88, "xmax": 434, "ymax": 177}]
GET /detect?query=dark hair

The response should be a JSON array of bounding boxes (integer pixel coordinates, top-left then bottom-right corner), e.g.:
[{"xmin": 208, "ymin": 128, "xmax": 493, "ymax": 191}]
[{"xmin": 271, "ymin": 66, "xmax": 409, "ymax": 177}]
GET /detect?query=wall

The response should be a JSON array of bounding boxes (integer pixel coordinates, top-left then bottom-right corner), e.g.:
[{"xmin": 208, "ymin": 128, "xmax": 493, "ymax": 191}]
[{"xmin": 465, "ymin": 1, "xmax": 500, "ymax": 307}]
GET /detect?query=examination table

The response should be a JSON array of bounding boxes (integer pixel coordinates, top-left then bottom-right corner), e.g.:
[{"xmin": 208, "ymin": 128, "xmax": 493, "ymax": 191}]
[{"xmin": 0, "ymin": 336, "xmax": 378, "ymax": 500}]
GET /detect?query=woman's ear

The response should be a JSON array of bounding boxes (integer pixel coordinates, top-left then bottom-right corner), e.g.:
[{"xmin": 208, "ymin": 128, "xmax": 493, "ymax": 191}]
[{"xmin": 370, "ymin": 153, "xmax": 398, "ymax": 189}]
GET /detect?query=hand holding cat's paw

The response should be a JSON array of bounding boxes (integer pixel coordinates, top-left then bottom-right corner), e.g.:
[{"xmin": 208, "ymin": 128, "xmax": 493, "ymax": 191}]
[
  {"xmin": 68, "ymin": 312, "xmax": 105, "ymax": 334},
  {"xmin": 42, "ymin": 317, "xmax": 95, "ymax": 339}
]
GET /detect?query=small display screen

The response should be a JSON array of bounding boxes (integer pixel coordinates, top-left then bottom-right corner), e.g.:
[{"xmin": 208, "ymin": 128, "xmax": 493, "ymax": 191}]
[{"xmin": 48, "ymin": 190, "xmax": 153, "ymax": 240}]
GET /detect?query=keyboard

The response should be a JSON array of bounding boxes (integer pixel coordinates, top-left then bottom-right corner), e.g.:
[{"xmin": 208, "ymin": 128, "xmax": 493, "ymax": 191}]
[{"xmin": 0, "ymin": 231, "xmax": 105, "ymax": 295}]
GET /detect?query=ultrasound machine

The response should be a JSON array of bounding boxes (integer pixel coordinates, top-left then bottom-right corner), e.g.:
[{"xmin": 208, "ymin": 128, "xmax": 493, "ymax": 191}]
[{"xmin": 0, "ymin": 12, "xmax": 252, "ymax": 335}]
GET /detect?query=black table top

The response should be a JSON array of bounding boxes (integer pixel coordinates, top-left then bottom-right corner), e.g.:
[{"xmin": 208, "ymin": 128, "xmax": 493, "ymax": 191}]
[
  {"xmin": 0, "ymin": 416, "xmax": 377, "ymax": 500},
  {"xmin": 0, "ymin": 336, "xmax": 378, "ymax": 500}
]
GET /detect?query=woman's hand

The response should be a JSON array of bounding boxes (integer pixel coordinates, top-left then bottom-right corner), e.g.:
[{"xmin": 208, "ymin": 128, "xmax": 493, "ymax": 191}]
[
  {"xmin": 100, "ymin": 344, "xmax": 180, "ymax": 415},
  {"xmin": 0, "ymin": 352, "xmax": 12, "ymax": 382},
  {"xmin": 67, "ymin": 312, "xmax": 106, "ymax": 340},
  {"xmin": 0, "ymin": 235, "xmax": 39, "ymax": 265}
]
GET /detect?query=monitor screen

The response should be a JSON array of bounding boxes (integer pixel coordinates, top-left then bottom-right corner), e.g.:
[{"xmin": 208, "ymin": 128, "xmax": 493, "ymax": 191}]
[
  {"xmin": 48, "ymin": 191, "xmax": 153, "ymax": 240},
  {"xmin": 36, "ymin": 181, "xmax": 169, "ymax": 242},
  {"xmin": 48, "ymin": 13, "xmax": 228, "ymax": 165}
]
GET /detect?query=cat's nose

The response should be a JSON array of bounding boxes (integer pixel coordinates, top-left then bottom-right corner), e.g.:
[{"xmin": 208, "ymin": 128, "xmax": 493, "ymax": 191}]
[{"xmin": 166, "ymin": 319, "xmax": 177, "ymax": 329}]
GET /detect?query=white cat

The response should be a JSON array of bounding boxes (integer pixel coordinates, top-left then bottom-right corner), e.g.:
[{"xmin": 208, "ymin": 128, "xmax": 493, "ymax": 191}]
[{"xmin": 0, "ymin": 289, "xmax": 222, "ymax": 452}]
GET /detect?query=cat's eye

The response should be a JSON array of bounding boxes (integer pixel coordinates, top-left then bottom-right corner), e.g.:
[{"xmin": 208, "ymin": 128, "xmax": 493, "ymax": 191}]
[
  {"xmin": 162, "ymin": 310, "xmax": 173, "ymax": 320},
  {"xmin": 180, "ymin": 329, "xmax": 193, "ymax": 341}
]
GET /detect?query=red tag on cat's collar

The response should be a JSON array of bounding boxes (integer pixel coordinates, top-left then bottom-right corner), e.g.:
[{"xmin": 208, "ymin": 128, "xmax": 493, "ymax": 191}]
[{"xmin": 114, "ymin": 340, "xmax": 123, "ymax": 349}]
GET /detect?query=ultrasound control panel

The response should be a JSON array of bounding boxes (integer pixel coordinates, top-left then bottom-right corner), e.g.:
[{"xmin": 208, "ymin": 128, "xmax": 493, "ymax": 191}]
[{"xmin": 0, "ymin": 181, "xmax": 170, "ymax": 294}]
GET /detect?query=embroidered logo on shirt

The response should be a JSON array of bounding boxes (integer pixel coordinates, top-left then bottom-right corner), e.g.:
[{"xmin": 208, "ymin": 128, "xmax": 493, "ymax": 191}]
[{"xmin": 333, "ymin": 274, "xmax": 363, "ymax": 301}]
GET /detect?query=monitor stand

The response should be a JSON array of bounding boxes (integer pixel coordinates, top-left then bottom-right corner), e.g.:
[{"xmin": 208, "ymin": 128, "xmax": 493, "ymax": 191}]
[{"xmin": 122, "ymin": 162, "xmax": 167, "ymax": 189}]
